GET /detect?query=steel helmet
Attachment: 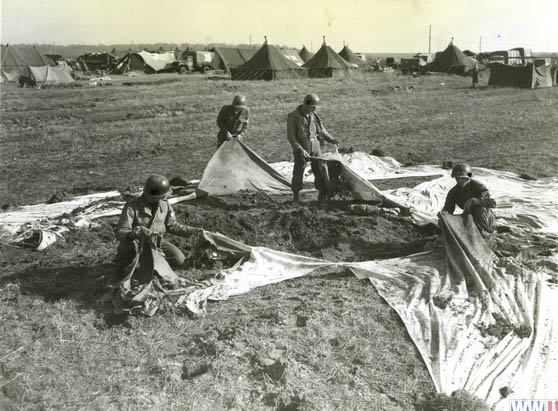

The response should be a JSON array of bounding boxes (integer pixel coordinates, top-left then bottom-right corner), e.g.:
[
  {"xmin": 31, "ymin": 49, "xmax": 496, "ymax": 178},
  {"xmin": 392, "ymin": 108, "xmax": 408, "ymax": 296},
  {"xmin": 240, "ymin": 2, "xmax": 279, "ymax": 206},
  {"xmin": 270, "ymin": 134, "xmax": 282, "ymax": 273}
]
[
  {"xmin": 143, "ymin": 174, "xmax": 171, "ymax": 202},
  {"xmin": 232, "ymin": 95, "xmax": 247, "ymax": 107},
  {"xmin": 451, "ymin": 163, "xmax": 472, "ymax": 178},
  {"xmin": 303, "ymin": 93, "xmax": 320, "ymax": 107}
]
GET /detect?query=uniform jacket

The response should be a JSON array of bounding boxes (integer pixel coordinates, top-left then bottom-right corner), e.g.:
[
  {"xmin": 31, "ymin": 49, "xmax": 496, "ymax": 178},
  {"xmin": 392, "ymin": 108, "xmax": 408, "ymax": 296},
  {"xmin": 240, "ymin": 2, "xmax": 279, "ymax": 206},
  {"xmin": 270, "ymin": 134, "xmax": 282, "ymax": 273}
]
[
  {"xmin": 216, "ymin": 105, "xmax": 249, "ymax": 138},
  {"xmin": 115, "ymin": 194, "xmax": 195, "ymax": 242},
  {"xmin": 443, "ymin": 179, "xmax": 496, "ymax": 214},
  {"xmin": 287, "ymin": 105, "xmax": 334, "ymax": 153}
]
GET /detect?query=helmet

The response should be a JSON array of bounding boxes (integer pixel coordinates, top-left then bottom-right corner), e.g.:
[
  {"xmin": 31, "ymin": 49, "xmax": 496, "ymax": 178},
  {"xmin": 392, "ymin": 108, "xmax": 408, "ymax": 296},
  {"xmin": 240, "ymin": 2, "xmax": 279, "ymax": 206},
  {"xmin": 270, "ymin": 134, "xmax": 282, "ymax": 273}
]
[
  {"xmin": 232, "ymin": 95, "xmax": 247, "ymax": 107},
  {"xmin": 303, "ymin": 93, "xmax": 320, "ymax": 107},
  {"xmin": 451, "ymin": 163, "xmax": 472, "ymax": 178},
  {"xmin": 143, "ymin": 174, "xmax": 171, "ymax": 202}
]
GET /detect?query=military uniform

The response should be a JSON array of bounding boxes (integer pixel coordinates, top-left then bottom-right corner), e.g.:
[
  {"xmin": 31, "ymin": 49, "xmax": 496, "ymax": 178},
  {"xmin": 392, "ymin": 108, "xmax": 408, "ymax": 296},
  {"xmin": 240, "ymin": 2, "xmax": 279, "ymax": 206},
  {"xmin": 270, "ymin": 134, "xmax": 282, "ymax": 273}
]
[
  {"xmin": 287, "ymin": 105, "xmax": 336, "ymax": 197},
  {"xmin": 216, "ymin": 105, "xmax": 250, "ymax": 147},
  {"xmin": 115, "ymin": 194, "xmax": 197, "ymax": 268},
  {"xmin": 443, "ymin": 179, "xmax": 496, "ymax": 234}
]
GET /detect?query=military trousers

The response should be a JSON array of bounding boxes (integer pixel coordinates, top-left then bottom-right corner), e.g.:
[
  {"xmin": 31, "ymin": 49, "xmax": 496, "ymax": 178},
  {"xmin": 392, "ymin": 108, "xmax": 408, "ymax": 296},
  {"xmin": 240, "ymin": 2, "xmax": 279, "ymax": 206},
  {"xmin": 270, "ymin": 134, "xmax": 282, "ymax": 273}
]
[
  {"xmin": 471, "ymin": 206, "xmax": 496, "ymax": 235},
  {"xmin": 291, "ymin": 143, "xmax": 330, "ymax": 196},
  {"xmin": 115, "ymin": 239, "xmax": 186, "ymax": 269}
]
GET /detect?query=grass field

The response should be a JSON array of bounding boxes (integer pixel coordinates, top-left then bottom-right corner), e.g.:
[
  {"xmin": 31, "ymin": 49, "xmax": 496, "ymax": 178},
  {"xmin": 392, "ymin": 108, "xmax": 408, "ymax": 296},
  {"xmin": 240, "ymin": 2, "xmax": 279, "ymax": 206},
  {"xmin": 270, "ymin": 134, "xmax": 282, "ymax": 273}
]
[{"xmin": 1, "ymin": 72, "xmax": 557, "ymax": 410}]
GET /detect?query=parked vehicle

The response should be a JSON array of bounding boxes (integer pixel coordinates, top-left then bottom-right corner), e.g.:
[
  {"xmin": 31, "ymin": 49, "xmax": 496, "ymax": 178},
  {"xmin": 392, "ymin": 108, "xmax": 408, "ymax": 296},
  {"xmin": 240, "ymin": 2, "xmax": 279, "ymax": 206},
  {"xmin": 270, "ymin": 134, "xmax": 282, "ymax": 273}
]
[
  {"xmin": 400, "ymin": 58, "xmax": 421, "ymax": 74},
  {"xmin": 181, "ymin": 50, "xmax": 215, "ymax": 73},
  {"xmin": 167, "ymin": 56, "xmax": 194, "ymax": 73}
]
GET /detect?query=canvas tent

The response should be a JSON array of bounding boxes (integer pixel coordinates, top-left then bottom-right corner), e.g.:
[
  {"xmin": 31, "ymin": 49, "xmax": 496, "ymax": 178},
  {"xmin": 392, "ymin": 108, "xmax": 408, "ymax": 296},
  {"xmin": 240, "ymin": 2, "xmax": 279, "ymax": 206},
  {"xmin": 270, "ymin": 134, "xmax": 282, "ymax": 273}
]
[
  {"xmin": 488, "ymin": 59, "xmax": 555, "ymax": 88},
  {"xmin": 303, "ymin": 40, "xmax": 357, "ymax": 78},
  {"xmin": 1, "ymin": 45, "xmax": 73, "ymax": 84},
  {"xmin": 425, "ymin": 43, "xmax": 476, "ymax": 75},
  {"xmin": 231, "ymin": 40, "xmax": 307, "ymax": 81},
  {"xmin": 280, "ymin": 48, "xmax": 305, "ymax": 66},
  {"xmin": 298, "ymin": 45, "xmax": 315, "ymax": 63},
  {"xmin": 111, "ymin": 51, "xmax": 176, "ymax": 74},
  {"xmin": 197, "ymin": 139, "xmax": 291, "ymax": 196},
  {"xmin": 338, "ymin": 45, "xmax": 365, "ymax": 67},
  {"xmin": 210, "ymin": 47, "xmax": 258, "ymax": 73}
]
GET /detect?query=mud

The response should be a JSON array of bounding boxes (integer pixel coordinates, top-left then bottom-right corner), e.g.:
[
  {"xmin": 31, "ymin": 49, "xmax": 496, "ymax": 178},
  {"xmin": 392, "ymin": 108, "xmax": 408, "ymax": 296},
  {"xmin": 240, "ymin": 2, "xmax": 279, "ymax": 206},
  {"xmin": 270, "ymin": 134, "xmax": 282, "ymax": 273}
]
[{"xmin": 172, "ymin": 192, "xmax": 438, "ymax": 262}]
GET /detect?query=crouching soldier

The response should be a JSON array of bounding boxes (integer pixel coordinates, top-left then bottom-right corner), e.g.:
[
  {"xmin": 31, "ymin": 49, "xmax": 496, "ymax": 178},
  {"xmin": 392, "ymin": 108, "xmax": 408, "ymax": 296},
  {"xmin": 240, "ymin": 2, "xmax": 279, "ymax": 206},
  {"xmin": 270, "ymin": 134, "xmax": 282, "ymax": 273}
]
[
  {"xmin": 442, "ymin": 163, "xmax": 496, "ymax": 236},
  {"xmin": 115, "ymin": 175, "xmax": 201, "ymax": 270},
  {"xmin": 216, "ymin": 95, "xmax": 250, "ymax": 148}
]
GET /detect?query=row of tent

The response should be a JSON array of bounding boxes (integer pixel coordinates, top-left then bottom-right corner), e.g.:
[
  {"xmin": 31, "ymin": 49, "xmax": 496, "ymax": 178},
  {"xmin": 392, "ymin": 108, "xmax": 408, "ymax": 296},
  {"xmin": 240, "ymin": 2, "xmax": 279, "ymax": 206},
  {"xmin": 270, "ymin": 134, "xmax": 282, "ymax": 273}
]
[
  {"xmin": 228, "ymin": 39, "xmax": 364, "ymax": 80},
  {"xmin": 205, "ymin": 42, "xmax": 365, "ymax": 75},
  {"xmin": 407, "ymin": 42, "xmax": 557, "ymax": 89},
  {"xmin": 2, "ymin": 43, "xmax": 556, "ymax": 88},
  {"xmin": 1, "ymin": 45, "xmax": 74, "ymax": 84},
  {"xmin": 106, "ymin": 40, "xmax": 367, "ymax": 80}
]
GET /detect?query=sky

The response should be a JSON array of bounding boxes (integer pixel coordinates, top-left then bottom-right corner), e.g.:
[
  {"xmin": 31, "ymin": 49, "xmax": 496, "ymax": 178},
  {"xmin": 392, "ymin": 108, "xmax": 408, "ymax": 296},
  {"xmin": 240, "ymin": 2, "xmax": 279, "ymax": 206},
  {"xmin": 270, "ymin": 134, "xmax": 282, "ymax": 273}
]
[{"xmin": 1, "ymin": 0, "xmax": 557, "ymax": 53}]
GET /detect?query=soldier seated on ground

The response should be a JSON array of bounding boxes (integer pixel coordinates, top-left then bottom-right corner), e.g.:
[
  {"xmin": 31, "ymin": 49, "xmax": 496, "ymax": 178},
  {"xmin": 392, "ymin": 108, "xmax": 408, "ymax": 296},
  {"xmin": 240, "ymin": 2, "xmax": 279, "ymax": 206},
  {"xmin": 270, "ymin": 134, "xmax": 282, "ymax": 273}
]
[
  {"xmin": 114, "ymin": 175, "xmax": 202, "ymax": 272},
  {"xmin": 441, "ymin": 163, "xmax": 496, "ymax": 236}
]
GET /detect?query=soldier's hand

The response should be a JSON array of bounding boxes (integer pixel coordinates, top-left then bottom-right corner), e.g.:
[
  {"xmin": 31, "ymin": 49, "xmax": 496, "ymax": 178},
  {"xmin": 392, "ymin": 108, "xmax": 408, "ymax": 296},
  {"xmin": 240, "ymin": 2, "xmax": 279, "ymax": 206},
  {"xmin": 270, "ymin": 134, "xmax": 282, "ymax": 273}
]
[
  {"xmin": 236, "ymin": 133, "xmax": 243, "ymax": 141},
  {"xmin": 225, "ymin": 131, "xmax": 233, "ymax": 140},
  {"xmin": 128, "ymin": 227, "xmax": 142, "ymax": 240},
  {"xmin": 300, "ymin": 148, "xmax": 310, "ymax": 159},
  {"xmin": 330, "ymin": 138, "xmax": 340, "ymax": 145}
]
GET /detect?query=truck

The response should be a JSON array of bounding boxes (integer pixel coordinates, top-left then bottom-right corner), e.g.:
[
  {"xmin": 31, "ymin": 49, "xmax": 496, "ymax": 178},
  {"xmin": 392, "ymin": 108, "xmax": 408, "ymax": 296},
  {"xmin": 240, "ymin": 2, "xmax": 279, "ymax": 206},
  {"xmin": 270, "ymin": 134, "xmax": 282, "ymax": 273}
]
[
  {"xmin": 400, "ymin": 58, "xmax": 421, "ymax": 74},
  {"xmin": 181, "ymin": 50, "xmax": 215, "ymax": 73},
  {"xmin": 165, "ymin": 55, "xmax": 194, "ymax": 74}
]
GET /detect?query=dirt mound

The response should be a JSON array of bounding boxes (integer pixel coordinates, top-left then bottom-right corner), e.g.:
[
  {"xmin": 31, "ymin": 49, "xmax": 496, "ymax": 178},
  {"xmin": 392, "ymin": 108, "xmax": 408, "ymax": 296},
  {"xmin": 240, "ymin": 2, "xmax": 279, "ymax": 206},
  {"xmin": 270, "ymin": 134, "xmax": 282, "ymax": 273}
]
[{"xmin": 173, "ymin": 193, "xmax": 437, "ymax": 262}]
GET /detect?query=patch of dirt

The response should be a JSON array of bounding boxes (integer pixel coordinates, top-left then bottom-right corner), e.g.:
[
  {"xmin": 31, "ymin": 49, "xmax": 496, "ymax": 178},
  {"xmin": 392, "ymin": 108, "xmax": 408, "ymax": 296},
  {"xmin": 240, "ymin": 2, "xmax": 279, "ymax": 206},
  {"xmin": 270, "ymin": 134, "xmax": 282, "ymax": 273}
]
[{"xmin": 172, "ymin": 193, "xmax": 438, "ymax": 262}]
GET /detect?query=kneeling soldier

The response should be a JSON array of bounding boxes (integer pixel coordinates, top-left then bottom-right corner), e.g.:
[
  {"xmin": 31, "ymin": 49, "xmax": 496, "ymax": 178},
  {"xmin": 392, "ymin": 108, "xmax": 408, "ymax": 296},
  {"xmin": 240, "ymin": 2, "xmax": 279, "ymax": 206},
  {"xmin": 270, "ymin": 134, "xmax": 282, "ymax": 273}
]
[{"xmin": 115, "ymin": 174, "xmax": 201, "ymax": 270}]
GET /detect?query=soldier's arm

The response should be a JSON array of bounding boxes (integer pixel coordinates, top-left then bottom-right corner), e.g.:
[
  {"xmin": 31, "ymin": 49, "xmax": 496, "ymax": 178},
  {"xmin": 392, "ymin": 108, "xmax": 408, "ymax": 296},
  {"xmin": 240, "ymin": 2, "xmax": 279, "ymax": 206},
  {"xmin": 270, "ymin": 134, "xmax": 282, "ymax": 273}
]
[
  {"xmin": 315, "ymin": 114, "xmax": 338, "ymax": 144},
  {"xmin": 442, "ymin": 190, "xmax": 456, "ymax": 214},
  {"xmin": 287, "ymin": 113, "xmax": 302, "ymax": 151},
  {"xmin": 216, "ymin": 107, "xmax": 226, "ymax": 130},
  {"xmin": 236, "ymin": 108, "xmax": 249, "ymax": 136},
  {"xmin": 165, "ymin": 204, "xmax": 201, "ymax": 237},
  {"xmin": 115, "ymin": 204, "xmax": 135, "ymax": 242},
  {"xmin": 475, "ymin": 188, "xmax": 496, "ymax": 208}
]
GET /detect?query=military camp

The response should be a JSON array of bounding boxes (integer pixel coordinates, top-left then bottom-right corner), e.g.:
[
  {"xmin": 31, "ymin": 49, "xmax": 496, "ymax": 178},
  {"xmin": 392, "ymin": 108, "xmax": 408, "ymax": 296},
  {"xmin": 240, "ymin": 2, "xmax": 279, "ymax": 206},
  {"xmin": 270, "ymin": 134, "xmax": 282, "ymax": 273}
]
[{"xmin": 1, "ymin": 1, "xmax": 558, "ymax": 410}]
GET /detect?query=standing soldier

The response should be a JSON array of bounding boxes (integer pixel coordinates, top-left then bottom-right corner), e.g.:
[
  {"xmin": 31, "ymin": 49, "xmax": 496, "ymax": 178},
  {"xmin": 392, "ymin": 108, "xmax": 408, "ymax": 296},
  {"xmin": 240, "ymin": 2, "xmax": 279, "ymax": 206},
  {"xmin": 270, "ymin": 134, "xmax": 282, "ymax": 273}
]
[
  {"xmin": 216, "ymin": 95, "xmax": 250, "ymax": 147},
  {"xmin": 471, "ymin": 63, "xmax": 480, "ymax": 88},
  {"xmin": 287, "ymin": 93, "xmax": 339, "ymax": 202},
  {"xmin": 115, "ymin": 175, "xmax": 202, "ymax": 270}
]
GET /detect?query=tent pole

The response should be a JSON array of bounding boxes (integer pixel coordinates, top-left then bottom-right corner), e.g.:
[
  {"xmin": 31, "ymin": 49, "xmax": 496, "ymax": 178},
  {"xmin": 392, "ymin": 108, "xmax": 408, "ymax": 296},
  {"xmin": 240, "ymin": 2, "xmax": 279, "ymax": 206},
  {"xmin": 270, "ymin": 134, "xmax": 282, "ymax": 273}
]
[{"xmin": 428, "ymin": 25, "xmax": 431, "ymax": 54}]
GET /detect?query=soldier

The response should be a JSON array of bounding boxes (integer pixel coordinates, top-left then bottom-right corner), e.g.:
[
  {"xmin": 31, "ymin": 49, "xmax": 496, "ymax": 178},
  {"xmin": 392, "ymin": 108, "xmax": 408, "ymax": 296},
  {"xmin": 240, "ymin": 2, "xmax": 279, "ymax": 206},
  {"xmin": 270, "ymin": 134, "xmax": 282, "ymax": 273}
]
[
  {"xmin": 115, "ymin": 175, "xmax": 201, "ymax": 270},
  {"xmin": 471, "ymin": 63, "xmax": 480, "ymax": 88},
  {"xmin": 216, "ymin": 95, "xmax": 250, "ymax": 147},
  {"xmin": 442, "ymin": 163, "xmax": 496, "ymax": 235},
  {"xmin": 287, "ymin": 93, "xmax": 339, "ymax": 202}
]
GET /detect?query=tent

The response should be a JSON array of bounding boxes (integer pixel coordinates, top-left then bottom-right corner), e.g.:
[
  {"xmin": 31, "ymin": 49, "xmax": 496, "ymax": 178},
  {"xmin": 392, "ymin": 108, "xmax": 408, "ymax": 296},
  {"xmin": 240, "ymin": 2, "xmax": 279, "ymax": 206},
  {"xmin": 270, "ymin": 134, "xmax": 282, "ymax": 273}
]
[
  {"xmin": 425, "ymin": 42, "xmax": 477, "ymax": 75},
  {"xmin": 303, "ymin": 41, "xmax": 357, "ymax": 78},
  {"xmin": 197, "ymin": 139, "xmax": 291, "ymax": 196},
  {"xmin": 111, "ymin": 51, "xmax": 176, "ymax": 74},
  {"xmin": 488, "ymin": 60, "xmax": 554, "ymax": 88},
  {"xmin": 338, "ymin": 45, "xmax": 365, "ymax": 67},
  {"xmin": 1, "ymin": 45, "xmax": 73, "ymax": 84},
  {"xmin": 210, "ymin": 47, "xmax": 258, "ymax": 73},
  {"xmin": 280, "ymin": 48, "xmax": 305, "ymax": 66},
  {"xmin": 231, "ymin": 40, "xmax": 307, "ymax": 81},
  {"xmin": 298, "ymin": 45, "xmax": 315, "ymax": 63}
]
